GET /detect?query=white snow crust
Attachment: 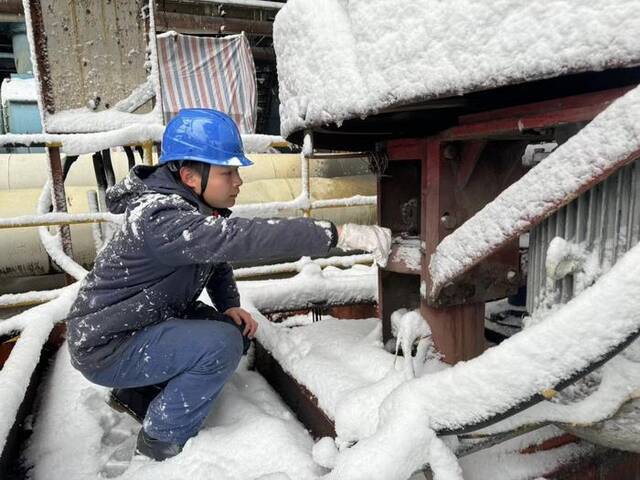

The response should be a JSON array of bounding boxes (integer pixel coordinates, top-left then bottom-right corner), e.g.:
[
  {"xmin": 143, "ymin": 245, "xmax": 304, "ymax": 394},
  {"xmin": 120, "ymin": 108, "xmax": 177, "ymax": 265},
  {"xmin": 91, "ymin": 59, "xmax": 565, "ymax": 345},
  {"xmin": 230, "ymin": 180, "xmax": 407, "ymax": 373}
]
[
  {"xmin": 0, "ymin": 76, "xmax": 37, "ymax": 103},
  {"xmin": 322, "ymin": 242, "xmax": 640, "ymax": 479},
  {"xmin": 238, "ymin": 261, "xmax": 377, "ymax": 312},
  {"xmin": 274, "ymin": 0, "xmax": 640, "ymax": 138}
]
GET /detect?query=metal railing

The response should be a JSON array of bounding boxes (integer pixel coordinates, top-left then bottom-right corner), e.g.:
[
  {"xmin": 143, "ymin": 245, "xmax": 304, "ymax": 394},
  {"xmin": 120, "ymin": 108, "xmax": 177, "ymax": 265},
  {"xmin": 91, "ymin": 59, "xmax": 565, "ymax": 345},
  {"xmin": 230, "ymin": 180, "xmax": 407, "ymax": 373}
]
[{"xmin": 0, "ymin": 131, "xmax": 377, "ymax": 309}]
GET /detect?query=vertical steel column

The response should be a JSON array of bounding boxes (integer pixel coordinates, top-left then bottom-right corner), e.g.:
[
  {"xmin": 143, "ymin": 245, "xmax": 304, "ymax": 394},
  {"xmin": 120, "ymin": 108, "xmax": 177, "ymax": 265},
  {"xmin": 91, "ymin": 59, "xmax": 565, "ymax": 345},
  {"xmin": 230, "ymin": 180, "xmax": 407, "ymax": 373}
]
[
  {"xmin": 47, "ymin": 143, "xmax": 75, "ymax": 285},
  {"xmin": 143, "ymin": 141, "xmax": 154, "ymax": 165},
  {"xmin": 420, "ymin": 139, "xmax": 485, "ymax": 364}
]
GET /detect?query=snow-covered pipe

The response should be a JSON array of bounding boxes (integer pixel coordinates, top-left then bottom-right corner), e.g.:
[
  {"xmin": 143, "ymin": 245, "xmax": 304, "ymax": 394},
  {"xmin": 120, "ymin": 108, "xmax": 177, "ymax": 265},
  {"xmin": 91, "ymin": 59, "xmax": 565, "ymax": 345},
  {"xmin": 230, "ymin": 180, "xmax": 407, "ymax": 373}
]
[{"xmin": 197, "ymin": 0, "xmax": 284, "ymax": 9}]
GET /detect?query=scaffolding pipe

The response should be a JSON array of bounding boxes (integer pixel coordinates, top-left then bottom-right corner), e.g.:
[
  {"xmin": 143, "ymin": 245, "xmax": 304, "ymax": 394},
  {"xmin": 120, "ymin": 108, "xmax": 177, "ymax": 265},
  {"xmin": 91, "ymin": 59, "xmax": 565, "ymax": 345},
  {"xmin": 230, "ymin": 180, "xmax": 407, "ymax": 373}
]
[{"xmin": 187, "ymin": 0, "xmax": 284, "ymax": 9}]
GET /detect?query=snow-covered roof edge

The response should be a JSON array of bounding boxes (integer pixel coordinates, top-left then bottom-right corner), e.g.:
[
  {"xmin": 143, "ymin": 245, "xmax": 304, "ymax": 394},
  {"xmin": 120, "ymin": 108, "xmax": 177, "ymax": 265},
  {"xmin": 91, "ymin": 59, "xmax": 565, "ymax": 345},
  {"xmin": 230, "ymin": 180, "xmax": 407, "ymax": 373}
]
[{"xmin": 274, "ymin": 0, "xmax": 640, "ymax": 138}]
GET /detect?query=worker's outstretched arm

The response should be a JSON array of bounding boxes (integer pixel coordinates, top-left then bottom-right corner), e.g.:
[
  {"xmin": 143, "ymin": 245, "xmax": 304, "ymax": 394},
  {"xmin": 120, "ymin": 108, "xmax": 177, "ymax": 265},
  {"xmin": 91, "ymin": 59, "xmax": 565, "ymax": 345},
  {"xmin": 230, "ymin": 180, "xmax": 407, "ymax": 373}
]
[{"xmin": 139, "ymin": 197, "xmax": 337, "ymax": 266}]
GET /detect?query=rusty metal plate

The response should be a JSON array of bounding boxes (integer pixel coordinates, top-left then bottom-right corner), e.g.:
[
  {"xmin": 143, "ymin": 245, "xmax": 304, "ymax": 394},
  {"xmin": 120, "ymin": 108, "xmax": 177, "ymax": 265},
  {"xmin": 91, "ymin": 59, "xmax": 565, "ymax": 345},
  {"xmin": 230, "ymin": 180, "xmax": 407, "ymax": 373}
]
[{"xmin": 25, "ymin": 0, "xmax": 157, "ymax": 132}]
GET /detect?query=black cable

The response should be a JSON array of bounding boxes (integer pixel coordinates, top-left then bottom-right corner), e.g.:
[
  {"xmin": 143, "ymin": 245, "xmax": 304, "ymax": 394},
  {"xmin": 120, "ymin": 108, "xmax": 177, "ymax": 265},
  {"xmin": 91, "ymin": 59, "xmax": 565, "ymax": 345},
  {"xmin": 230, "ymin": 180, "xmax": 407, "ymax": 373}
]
[
  {"xmin": 102, "ymin": 149, "xmax": 116, "ymax": 187},
  {"xmin": 61, "ymin": 155, "xmax": 79, "ymax": 181},
  {"xmin": 135, "ymin": 146, "xmax": 145, "ymax": 163},
  {"xmin": 437, "ymin": 327, "xmax": 640, "ymax": 435},
  {"xmin": 124, "ymin": 146, "xmax": 136, "ymax": 170},
  {"xmin": 92, "ymin": 151, "xmax": 108, "ymax": 192}
]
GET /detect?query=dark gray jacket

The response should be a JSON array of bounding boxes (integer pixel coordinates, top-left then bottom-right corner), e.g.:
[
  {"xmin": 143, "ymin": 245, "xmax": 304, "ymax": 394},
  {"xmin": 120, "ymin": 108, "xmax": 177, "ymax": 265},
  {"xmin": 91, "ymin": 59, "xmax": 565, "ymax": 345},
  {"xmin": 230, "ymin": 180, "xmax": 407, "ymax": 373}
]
[{"xmin": 67, "ymin": 165, "xmax": 337, "ymax": 369}]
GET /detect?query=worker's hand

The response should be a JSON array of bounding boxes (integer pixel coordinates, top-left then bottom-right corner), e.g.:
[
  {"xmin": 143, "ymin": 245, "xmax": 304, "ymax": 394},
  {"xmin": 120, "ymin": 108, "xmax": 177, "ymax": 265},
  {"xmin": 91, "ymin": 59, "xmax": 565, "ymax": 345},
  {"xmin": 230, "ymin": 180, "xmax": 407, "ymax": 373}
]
[
  {"xmin": 225, "ymin": 307, "xmax": 258, "ymax": 339},
  {"xmin": 337, "ymin": 223, "xmax": 392, "ymax": 267}
]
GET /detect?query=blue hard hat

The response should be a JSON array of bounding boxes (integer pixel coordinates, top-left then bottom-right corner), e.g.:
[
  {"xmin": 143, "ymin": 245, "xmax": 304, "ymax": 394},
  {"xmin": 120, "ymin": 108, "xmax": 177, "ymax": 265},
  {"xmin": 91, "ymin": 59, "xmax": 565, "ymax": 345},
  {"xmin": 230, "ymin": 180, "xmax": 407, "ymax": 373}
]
[{"xmin": 159, "ymin": 109, "xmax": 253, "ymax": 167}]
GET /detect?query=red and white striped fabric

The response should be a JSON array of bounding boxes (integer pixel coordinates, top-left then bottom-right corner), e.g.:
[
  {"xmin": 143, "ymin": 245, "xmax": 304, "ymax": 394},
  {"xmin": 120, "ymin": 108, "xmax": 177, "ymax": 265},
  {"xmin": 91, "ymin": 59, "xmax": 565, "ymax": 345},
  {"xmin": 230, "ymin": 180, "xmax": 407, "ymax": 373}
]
[{"xmin": 157, "ymin": 32, "xmax": 257, "ymax": 133}]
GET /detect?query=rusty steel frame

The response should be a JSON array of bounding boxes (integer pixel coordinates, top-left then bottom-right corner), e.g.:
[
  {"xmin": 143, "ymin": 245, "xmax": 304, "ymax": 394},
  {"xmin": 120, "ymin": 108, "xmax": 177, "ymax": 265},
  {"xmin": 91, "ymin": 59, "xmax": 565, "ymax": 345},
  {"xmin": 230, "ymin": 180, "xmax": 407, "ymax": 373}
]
[
  {"xmin": 47, "ymin": 145, "xmax": 75, "ymax": 285},
  {"xmin": 429, "ymin": 87, "xmax": 640, "ymax": 300},
  {"xmin": 378, "ymin": 85, "xmax": 634, "ymax": 364}
]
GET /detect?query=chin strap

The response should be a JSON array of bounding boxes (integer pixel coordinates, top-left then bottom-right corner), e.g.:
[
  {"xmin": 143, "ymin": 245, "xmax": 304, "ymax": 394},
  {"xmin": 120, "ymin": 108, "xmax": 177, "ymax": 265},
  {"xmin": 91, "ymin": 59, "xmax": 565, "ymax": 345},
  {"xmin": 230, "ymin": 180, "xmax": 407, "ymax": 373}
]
[{"xmin": 199, "ymin": 163, "xmax": 211, "ymax": 201}]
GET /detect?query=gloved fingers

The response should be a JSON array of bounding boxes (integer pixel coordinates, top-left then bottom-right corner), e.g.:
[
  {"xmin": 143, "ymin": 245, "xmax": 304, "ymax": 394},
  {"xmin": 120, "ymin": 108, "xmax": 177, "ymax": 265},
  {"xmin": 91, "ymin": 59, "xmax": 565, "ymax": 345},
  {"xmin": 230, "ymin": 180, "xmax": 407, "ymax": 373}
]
[{"xmin": 370, "ymin": 226, "xmax": 392, "ymax": 267}]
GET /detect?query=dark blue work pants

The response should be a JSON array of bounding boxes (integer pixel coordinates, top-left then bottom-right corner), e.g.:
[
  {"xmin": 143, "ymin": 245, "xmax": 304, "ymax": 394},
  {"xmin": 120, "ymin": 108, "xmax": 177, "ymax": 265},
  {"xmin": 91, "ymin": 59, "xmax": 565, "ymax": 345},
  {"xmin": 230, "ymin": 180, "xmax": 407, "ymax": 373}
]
[{"xmin": 81, "ymin": 303, "xmax": 249, "ymax": 445}]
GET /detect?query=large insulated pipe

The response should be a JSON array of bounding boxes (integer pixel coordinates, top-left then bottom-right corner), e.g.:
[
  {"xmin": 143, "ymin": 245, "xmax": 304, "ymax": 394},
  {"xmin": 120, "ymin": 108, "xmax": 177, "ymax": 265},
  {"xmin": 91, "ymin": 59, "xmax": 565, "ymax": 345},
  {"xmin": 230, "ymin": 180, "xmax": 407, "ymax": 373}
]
[{"xmin": 0, "ymin": 153, "xmax": 376, "ymax": 277}]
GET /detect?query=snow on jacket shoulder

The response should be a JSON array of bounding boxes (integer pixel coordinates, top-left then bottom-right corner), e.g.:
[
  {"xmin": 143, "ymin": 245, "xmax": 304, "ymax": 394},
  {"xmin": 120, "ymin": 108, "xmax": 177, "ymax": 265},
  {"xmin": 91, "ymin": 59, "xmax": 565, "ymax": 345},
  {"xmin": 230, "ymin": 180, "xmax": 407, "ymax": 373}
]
[{"xmin": 67, "ymin": 164, "xmax": 337, "ymax": 370}]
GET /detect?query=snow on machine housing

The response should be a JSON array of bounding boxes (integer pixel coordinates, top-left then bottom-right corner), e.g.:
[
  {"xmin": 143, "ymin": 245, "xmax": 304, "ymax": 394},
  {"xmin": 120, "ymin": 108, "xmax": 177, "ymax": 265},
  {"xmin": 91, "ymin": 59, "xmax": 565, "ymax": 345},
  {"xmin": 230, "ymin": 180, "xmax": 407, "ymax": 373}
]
[{"xmin": 267, "ymin": 0, "xmax": 640, "ymax": 475}]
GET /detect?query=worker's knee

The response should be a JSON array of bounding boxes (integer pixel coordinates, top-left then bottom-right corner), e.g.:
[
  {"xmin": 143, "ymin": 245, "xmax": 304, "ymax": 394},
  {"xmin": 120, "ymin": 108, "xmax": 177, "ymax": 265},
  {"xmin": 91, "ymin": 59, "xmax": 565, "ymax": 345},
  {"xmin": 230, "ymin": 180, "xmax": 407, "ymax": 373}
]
[{"xmin": 192, "ymin": 322, "xmax": 243, "ymax": 374}]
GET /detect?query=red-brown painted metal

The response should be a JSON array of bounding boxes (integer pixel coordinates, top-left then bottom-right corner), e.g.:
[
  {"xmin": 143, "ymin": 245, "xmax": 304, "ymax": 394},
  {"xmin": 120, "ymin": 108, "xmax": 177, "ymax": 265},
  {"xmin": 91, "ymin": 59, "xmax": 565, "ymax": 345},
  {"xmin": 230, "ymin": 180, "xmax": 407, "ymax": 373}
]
[
  {"xmin": 442, "ymin": 86, "xmax": 634, "ymax": 141},
  {"xmin": 255, "ymin": 342, "xmax": 337, "ymax": 439},
  {"xmin": 47, "ymin": 145, "xmax": 75, "ymax": 285},
  {"xmin": 419, "ymin": 138, "xmax": 486, "ymax": 362},
  {"xmin": 379, "ymin": 85, "xmax": 636, "ymax": 362},
  {"xmin": 429, "ymin": 144, "xmax": 640, "ymax": 300}
]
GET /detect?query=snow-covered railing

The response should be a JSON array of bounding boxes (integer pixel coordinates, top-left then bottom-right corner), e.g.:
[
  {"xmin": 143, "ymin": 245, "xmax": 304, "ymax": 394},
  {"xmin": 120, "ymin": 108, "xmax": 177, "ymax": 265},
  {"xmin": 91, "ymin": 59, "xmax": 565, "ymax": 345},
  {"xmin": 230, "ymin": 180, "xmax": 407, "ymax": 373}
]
[
  {"xmin": 0, "ymin": 129, "xmax": 375, "ymax": 309},
  {"xmin": 234, "ymin": 131, "xmax": 376, "ymax": 218},
  {"xmin": 234, "ymin": 253, "xmax": 373, "ymax": 279},
  {"xmin": 0, "ymin": 211, "xmax": 123, "ymax": 229},
  {"xmin": 0, "ymin": 284, "xmax": 79, "ymax": 455}
]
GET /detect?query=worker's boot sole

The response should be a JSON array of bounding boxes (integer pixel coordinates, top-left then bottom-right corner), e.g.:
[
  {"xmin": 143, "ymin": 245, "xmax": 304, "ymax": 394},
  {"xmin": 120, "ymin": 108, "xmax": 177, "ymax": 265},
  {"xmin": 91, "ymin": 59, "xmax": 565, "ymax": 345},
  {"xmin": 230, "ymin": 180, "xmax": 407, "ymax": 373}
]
[{"xmin": 135, "ymin": 429, "xmax": 183, "ymax": 461}]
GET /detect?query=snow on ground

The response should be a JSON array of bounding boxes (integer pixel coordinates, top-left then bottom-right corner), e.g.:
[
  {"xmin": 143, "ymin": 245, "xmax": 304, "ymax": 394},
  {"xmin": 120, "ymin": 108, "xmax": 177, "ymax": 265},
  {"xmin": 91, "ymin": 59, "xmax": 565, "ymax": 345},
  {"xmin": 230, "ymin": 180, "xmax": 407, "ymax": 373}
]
[
  {"xmin": 23, "ymin": 319, "xmax": 587, "ymax": 480},
  {"xmin": 24, "ymin": 346, "xmax": 324, "ymax": 480},
  {"xmin": 318, "ymin": 241, "xmax": 640, "ymax": 479},
  {"xmin": 274, "ymin": 0, "xmax": 640, "ymax": 137}
]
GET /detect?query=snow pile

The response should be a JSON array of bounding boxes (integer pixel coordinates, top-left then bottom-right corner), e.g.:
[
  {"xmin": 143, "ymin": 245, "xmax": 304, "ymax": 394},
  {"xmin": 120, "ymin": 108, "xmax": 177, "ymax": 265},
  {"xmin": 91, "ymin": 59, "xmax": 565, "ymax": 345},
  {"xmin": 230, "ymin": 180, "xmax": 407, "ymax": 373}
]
[
  {"xmin": 457, "ymin": 426, "xmax": 592, "ymax": 480},
  {"xmin": 480, "ymin": 352, "xmax": 640, "ymax": 439},
  {"xmin": 391, "ymin": 309, "xmax": 433, "ymax": 378},
  {"xmin": 23, "ymin": 335, "xmax": 586, "ymax": 480},
  {"xmin": 1, "ymin": 76, "xmax": 37, "ymax": 103},
  {"xmin": 392, "ymin": 237, "xmax": 422, "ymax": 271},
  {"xmin": 0, "ymin": 284, "xmax": 78, "ymax": 453},
  {"xmin": 243, "ymin": 134, "xmax": 287, "ymax": 153},
  {"xmin": 429, "ymin": 84, "xmax": 640, "ymax": 296},
  {"xmin": 274, "ymin": 0, "xmax": 640, "ymax": 137},
  {"xmin": 0, "ymin": 125, "xmax": 164, "ymax": 156},
  {"xmin": 234, "ymin": 253, "xmax": 373, "ymax": 279},
  {"xmin": 44, "ymin": 109, "xmax": 163, "ymax": 135},
  {"xmin": 25, "ymin": 348, "xmax": 324, "ymax": 480},
  {"xmin": 544, "ymin": 237, "xmax": 588, "ymax": 282},
  {"xmin": 324, "ymin": 242, "xmax": 640, "ymax": 479}
]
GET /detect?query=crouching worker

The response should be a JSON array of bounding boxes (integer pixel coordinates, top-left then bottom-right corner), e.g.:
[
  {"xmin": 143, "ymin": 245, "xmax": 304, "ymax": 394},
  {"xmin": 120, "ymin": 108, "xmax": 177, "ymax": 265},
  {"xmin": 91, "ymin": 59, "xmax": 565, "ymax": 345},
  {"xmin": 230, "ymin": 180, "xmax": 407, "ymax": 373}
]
[{"xmin": 66, "ymin": 109, "xmax": 391, "ymax": 461}]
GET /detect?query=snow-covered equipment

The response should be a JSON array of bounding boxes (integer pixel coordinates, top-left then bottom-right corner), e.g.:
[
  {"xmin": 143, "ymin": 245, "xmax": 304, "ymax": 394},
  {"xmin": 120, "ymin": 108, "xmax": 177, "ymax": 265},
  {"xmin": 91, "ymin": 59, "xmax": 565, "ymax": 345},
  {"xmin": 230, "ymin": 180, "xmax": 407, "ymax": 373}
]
[
  {"xmin": 249, "ymin": 0, "xmax": 640, "ymax": 477},
  {"xmin": 158, "ymin": 108, "xmax": 254, "ymax": 167}
]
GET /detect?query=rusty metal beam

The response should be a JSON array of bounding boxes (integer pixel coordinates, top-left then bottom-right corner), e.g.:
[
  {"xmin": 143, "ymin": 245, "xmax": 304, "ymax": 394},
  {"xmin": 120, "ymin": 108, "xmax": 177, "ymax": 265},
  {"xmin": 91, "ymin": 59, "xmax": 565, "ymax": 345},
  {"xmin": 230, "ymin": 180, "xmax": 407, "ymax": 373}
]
[
  {"xmin": 255, "ymin": 343, "xmax": 336, "ymax": 439},
  {"xmin": 420, "ymin": 139, "xmax": 486, "ymax": 363},
  {"xmin": 442, "ymin": 86, "xmax": 633, "ymax": 141},
  {"xmin": 47, "ymin": 145, "xmax": 75, "ymax": 285},
  {"xmin": 156, "ymin": 11, "xmax": 273, "ymax": 36},
  {"xmin": 26, "ymin": 0, "xmax": 54, "ymax": 115}
]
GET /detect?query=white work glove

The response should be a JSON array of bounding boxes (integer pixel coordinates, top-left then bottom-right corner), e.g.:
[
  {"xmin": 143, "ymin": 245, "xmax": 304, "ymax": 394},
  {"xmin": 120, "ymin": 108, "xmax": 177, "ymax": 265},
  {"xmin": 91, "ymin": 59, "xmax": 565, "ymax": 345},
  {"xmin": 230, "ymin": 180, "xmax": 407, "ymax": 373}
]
[{"xmin": 337, "ymin": 224, "xmax": 392, "ymax": 267}]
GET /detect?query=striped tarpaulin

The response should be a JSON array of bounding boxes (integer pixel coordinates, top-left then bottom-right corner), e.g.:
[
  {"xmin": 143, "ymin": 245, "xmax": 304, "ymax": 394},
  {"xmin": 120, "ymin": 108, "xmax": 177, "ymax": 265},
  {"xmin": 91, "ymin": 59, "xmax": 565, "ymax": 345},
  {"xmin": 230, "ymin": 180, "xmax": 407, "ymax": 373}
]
[{"xmin": 157, "ymin": 32, "xmax": 257, "ymax": 133}]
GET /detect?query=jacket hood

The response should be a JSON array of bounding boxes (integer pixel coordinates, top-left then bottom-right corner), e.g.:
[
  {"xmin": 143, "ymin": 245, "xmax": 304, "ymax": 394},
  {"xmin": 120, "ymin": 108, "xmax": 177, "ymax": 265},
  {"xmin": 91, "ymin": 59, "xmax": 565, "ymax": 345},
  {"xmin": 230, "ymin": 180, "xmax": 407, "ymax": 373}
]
[{"xmin": 106, "ymin": 165, "xmax": 231, "ymax": 217}]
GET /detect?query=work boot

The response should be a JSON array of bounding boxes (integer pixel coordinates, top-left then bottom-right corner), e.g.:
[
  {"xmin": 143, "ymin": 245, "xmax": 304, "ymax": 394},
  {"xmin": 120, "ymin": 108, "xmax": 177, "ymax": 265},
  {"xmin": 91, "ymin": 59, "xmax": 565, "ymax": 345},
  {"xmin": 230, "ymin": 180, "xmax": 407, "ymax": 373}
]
[
  {"xmin": 135, "ymin": 428, "xmax": 183, "ymax": 461},
  {"xmin": 107, "ymin": 385, "xmax": 163, "ymax": 424}
]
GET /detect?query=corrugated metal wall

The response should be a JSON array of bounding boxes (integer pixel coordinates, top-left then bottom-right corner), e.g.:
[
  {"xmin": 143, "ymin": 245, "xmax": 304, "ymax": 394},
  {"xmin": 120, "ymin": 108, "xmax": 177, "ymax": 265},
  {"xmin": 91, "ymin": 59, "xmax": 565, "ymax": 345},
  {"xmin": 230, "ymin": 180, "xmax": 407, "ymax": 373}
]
[{"xmin": 527, "ymin": 158, "xmax": 640, "ymax": 312}]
